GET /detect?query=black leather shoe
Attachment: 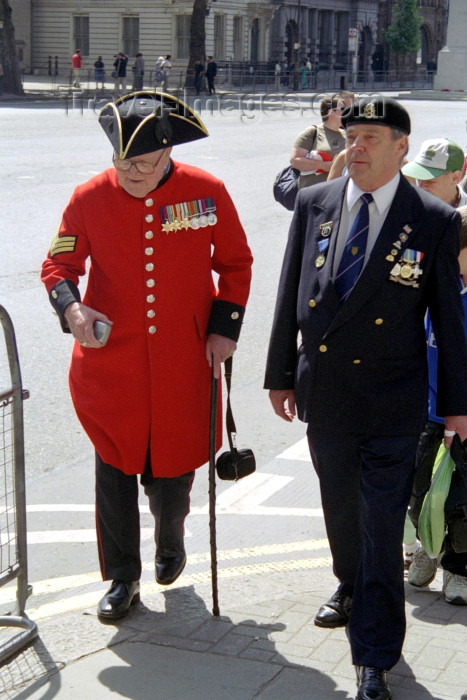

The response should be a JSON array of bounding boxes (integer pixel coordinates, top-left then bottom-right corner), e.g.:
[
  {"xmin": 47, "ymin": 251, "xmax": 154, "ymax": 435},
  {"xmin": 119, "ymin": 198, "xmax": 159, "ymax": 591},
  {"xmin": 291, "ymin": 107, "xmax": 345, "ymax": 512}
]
[
  {"xmin": 155, "ymin": 552, "xmax": 187, "ymax": 585},
  {"xmin": 356, "ymin": 666, "xmax": 391, "ymax": 700},
  {"xmin": 97, "ymin": 580, "xmax": 140, "ymax": 620},
  {"xmin": 314, "ymin": 589, "xmax": 352, "ymax": 627}
]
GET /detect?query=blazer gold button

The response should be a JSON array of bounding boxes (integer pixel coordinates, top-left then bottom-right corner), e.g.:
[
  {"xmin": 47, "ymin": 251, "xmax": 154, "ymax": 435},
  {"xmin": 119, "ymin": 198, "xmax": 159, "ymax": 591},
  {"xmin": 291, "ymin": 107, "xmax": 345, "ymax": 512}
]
[
  {"xmin": 146, "ymin": 294, "xmax": 155, "ymax": 303},
  {"xmin": 145, "ymin": 247, "xmax": 154, "ymax": 255},
  {"xmin": 231, "ymin": 311, "xmax": 239, "ymax": 320},
  {"xmin": 309, "ymin": 299, "xmax": 316, "ymax": 308},
  {"xmin": 319, "ymin": 344, "xmax": 327, "ymax": 353},
  {"xmin": 147, "ymin": 310, "xmax": 156, "ymax": 318},
  {"xmin": 146, "ymin": 263, "xmax": 154, "ymax": 271},
  {"xmin": 145, "ymin": 214, "xmax": 154, "ymax": 223},
  {"xmin": 146, "ymin": 279, "xmax": 155, "ymax": 288},
  {"xmin": 145, "ymin": 231, "xmax": 154, "ymax": 239},
  {"xmin": 375, "ymin": 318, "xmax": 384, "ymax": 325},
  {"xmin": 145, "ymin": 198, "xmax": 154, "ymax": 207},
  {"xmin": 353, "ymin": 359, "xmax": 361, "ymax": 364},
  {"xmin": 148, "ymin": 325, "xmax": 157, "ymax": 334}
]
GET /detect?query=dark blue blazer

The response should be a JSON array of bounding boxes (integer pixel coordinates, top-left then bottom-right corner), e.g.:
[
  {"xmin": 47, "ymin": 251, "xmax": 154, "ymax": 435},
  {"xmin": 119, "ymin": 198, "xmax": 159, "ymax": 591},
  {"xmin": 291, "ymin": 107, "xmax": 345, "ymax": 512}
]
[{"xmin": 265, "ymin": 175, "xmax": 467, "ymax": 434}]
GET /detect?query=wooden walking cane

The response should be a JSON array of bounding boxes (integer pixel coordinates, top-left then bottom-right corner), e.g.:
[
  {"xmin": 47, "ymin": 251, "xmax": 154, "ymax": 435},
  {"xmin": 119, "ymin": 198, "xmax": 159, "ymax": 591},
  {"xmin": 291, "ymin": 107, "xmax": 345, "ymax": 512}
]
[{"xmin": 209, "ymin": 367, "xmax": 220, "ymax": 616}]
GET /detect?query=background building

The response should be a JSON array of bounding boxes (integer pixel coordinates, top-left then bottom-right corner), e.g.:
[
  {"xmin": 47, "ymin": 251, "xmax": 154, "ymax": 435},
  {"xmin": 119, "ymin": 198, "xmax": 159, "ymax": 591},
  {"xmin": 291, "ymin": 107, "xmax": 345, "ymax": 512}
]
[{"xmin": 5, "ymin": 0, "xmax": 448, "ymax": 87}]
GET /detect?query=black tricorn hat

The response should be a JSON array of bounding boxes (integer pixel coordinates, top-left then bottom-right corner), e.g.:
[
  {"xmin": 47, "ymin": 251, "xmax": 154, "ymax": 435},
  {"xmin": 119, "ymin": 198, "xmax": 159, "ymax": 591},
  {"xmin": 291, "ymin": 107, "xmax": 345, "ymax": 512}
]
[
  {"xmin": 341, "ymin": 96, "xmax": 411, "ymax": 135},
  {"xmin": 98, "ymin": 91, "xmax": 209, "ymax": 159}
]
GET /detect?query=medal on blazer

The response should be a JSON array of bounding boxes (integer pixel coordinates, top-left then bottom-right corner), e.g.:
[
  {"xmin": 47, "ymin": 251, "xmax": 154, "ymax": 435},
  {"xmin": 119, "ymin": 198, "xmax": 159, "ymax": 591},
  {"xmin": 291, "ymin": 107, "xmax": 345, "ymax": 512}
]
[
  {"xmin": 320, "ymin": 221, "xmax": 333, "ymax": 237},
  {"xmin": 389, "ymin": 248, "xmax": 424, "ymax": 287},
  {"xmin": 316, "ymin": 237, "xmax": 330, "ymax": 267},
  {"xmin": 159, "ymin": 198, "xmax": 217, "ymax": 233},
  {"xmin": 315, "ymin": 254, "xmax": 326, "ymax": 268}
]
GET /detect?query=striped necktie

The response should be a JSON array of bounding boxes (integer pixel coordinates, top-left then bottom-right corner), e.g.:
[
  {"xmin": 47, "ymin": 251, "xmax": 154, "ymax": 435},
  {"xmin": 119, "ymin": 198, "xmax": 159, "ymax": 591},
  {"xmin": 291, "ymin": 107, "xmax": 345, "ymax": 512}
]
[{"xmin": 334, "ymin": 192, "xmax": 373, "ymax": 303}]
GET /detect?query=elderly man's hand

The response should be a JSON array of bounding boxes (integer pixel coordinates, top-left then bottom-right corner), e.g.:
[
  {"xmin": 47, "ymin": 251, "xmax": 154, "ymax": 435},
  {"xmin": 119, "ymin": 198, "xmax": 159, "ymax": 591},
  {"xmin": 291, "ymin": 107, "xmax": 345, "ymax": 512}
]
[
  {"xmin": 269, "ymin": 389, "xmax": 296, "ymax": 422},
  {"xmin": 64, "ymin": 302, "xmax": 112, "ymax": 348},
  {"xmin": 206, "ymin": 333, "xmax": 237, "ymax": 379}
]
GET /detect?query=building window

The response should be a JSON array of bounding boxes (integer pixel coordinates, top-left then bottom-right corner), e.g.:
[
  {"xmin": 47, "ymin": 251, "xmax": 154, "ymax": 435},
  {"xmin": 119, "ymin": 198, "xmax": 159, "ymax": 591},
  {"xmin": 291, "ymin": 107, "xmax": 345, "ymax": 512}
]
[
  {"xmin": 233, "ymin": 16, "xmax": 243, "ymax": 60},
  {"xmin": 123, "ymin": 16, "xmax": 139, "ymax": 58},
  {"xmin": 214, "ymin": 15, "xmax": 225, "ymax": 60},
  {"xmin": 73, "ymin": 16, "xmax": 89, "ymax": 56},
  {"xmin": 176, "ymin": 15, "xmax": 191, "ymax": 59}
]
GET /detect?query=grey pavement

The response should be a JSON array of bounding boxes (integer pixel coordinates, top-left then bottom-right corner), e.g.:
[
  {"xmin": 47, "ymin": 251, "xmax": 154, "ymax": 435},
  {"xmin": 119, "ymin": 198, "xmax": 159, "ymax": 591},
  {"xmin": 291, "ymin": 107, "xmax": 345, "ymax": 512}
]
[
  {"xmin": 1, "ymin": 526, "xmax": 467, "ymax": 700},
  {"xmin": 1, "ymin": 79, "xmax": 467, "ymax": 700}
]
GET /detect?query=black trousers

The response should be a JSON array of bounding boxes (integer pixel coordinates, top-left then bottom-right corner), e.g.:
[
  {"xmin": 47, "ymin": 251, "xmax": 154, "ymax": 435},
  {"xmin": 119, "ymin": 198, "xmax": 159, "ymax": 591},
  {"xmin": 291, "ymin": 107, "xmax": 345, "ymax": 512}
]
[
  {"xmin": 307, "ymin": 425, "xmax": 418, "ymax": 670},
  {"xmin": 409, "ymin": 420, "xmax": 467, "ymax": 576},
  {"xmin": 95, "ymin": 451, "xmax": 194, "ymax": 581}
]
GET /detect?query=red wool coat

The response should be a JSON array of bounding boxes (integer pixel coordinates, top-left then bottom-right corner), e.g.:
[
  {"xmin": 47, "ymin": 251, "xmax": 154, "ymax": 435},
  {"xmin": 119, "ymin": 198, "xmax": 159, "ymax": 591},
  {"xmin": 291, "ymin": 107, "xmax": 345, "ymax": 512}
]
[{"xmin": 41, "ymin": 161, "xmax": 252, "ymax": 477}]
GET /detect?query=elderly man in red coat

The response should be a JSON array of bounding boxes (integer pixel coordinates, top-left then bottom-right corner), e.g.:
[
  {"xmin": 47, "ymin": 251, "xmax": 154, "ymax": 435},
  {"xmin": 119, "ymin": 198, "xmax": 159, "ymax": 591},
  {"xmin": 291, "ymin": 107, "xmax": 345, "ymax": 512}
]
[{"xmin": 41, "ymin": 92, "xmax": 253, "ymax": 621}]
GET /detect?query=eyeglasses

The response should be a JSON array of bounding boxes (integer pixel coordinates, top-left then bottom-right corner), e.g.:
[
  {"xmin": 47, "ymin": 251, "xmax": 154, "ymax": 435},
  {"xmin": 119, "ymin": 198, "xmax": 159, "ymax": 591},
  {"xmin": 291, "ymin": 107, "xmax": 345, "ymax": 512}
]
[{"xmin": 112, "ymin": 151, "xmax": 165, "ymax": 174}]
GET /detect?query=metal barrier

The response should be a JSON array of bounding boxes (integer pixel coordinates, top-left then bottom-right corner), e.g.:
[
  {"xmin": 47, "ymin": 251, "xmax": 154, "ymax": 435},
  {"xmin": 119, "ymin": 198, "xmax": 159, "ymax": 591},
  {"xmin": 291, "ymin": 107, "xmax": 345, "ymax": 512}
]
[{"xmin": 0, "ymin": 305, "xmax": 38, "ymax": 663}]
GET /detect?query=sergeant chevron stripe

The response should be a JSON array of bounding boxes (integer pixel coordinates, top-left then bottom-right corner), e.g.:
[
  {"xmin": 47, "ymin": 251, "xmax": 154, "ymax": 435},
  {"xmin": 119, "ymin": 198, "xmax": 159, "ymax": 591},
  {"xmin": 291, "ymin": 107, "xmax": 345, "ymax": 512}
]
[{"xmin": 49, "ymin": 229, "xmax": 77, "ymax": 256}]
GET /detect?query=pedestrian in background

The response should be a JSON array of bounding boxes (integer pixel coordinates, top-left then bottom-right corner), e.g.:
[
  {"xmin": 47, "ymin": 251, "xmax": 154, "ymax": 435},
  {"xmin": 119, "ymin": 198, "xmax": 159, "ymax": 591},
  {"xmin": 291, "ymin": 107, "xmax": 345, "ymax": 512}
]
[
  {"xmin": 206, "ymin": 56, "xmax": 217, "ymax": 95},
  {"xmin": 290, "ymin": 91, "xmax": 354, "ymax": 189},
  {"xmin": 41, "ymin": 91, "xmax": 253, "ymax": 623},
  {"xmin": 113, "ymin": 52, "xmax": 128, "ymax": 94},
  {"xmin": 132, "ymin": 53, "xmax": 145, "ymax": 91},
  {"xmin": 274, "ymin": 61, "xmax": 281, "ymax": 90},
  {"xmin": 299, "ymin": 60, "xmax": 310, "ymax": 90},
  {"xmin": 265, "ymin": 96, "xmax": 467, "ymax": 700},
  {"xmin": 194, "ymin": 60, "xmax": 204, "ymax": 95},
  {"xmin": 401, "ymin": 139, "xmax": 467, "ymax": 604},
  {"xmin": 163, "ymin": 55, "xmax": 172, "ymax": 91},
  {"xmin": 94, "ymin": 56, "xmax": 105, "ymax": 91},
  {"xmin": 71, "ymin": 49, "xmax": 82, "ymax": 88},
  {"xmin": 154, "ymin": 56, "xmax": 165, "ymax": 89}
]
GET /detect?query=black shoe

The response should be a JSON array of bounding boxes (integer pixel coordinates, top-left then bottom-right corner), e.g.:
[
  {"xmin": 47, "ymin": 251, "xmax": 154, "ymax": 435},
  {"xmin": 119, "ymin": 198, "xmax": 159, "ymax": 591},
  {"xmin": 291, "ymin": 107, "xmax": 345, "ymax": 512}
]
[
  {"xmin": 97, "ymin": 580, "xmax": 140, "ymax": 620},
  {"xmin": 155, "ymin": 552, "xmax": 187, "ymax": 585},
  {"xmin": 314, "ymin": 589, "xmax": 352, "ymax": 628},
  {"xmin": 356, "ymin": 666, "xmax": 391, "ymax": 700}
]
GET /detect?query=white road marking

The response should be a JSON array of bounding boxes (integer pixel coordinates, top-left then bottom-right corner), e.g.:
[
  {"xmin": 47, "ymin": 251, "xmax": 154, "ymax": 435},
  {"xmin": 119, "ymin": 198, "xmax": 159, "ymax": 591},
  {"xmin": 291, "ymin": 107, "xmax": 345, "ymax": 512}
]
[{"xmin": 277, "ymin": 436, "xmax": 311, "ymax": 462}]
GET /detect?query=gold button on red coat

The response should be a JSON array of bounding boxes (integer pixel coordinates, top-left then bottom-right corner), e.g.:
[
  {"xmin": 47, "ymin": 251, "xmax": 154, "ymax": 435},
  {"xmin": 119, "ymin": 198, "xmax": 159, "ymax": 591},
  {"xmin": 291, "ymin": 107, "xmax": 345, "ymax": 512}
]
[
  {"xmin": 145, "ymin": 231, "xmax": 154, "ymax": 239},
  {"xmin": 146, "ymin": 279, "xmax": 155, "ymax": 288},
  {"xmin": 319, "ymin": 345, "xmax": 327, "ymax": 353},
  {"xmin": 148, "ymin": 325, "xmax": 157, "ymax": 334}
]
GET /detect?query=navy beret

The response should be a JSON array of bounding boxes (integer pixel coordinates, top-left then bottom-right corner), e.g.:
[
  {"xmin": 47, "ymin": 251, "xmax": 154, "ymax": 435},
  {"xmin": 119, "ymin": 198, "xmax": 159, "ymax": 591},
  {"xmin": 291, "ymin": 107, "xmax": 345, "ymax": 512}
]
[{"xmin": 342, "ymin": 96, "xmax": 411, "ymax": 135}]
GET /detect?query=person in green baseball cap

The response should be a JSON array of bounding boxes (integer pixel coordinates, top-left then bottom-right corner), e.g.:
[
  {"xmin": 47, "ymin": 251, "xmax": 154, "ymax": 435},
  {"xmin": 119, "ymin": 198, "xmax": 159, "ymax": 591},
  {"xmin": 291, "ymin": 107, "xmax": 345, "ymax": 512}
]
[{"xmin": 402, "ymin": 138, "xmax": 467, "ymax": 208}]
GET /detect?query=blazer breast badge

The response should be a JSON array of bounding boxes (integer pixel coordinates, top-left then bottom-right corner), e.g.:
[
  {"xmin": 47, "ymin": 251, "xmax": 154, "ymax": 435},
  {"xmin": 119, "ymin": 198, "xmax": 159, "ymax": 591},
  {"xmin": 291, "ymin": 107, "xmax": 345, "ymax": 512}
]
[{"xmin": 389, "ymin": 248, "xmax": 424, "ymax": 288}]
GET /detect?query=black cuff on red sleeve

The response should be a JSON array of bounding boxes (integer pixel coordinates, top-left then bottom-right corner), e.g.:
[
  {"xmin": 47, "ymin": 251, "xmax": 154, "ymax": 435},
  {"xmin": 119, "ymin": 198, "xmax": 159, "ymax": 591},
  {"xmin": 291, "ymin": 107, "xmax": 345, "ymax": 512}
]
[
  {"xmin": 207, "ymin": 300, "xmax": 246, "ymax": 342},
  {"xmin": 49, "ymin": 279, "xmax": 81, "ymax": 333}
]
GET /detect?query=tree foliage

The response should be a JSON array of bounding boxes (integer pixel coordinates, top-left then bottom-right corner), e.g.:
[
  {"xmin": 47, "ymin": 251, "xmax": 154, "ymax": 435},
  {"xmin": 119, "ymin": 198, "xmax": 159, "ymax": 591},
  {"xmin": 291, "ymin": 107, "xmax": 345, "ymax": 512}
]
[
  {"xmin": 0, "ymin": 0, "xmax": 24, "ymax": 95},
  {"xmin": 186, "ymin": 0, "xmax": 207, "ymax": 88},
  {"xmin": 385, "ymin": 0, "xmax": 422, "ymax": 56}
]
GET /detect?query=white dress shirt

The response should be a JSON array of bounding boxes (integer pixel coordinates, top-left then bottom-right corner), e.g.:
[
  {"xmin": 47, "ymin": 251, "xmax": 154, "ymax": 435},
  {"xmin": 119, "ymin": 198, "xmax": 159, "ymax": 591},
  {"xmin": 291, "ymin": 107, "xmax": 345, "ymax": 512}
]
[{"xmin": 332, "ymin": 173, "xmax": 401, "ymax": 279}]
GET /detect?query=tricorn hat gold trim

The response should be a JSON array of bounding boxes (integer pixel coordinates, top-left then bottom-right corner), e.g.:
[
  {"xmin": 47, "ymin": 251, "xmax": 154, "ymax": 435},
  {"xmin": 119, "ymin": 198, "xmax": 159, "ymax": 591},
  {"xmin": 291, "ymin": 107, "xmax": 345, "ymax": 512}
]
[{"xmin": 98, "ymin": 91, "xmax": 209, "ymax": 159}]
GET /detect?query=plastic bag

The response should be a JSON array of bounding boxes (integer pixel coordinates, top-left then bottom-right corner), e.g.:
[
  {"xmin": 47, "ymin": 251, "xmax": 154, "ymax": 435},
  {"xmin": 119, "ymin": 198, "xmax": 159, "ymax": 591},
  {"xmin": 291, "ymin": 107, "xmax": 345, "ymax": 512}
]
[{"xmin": 418, "ymin": 444, "xmax": 455, "ymax": 558}]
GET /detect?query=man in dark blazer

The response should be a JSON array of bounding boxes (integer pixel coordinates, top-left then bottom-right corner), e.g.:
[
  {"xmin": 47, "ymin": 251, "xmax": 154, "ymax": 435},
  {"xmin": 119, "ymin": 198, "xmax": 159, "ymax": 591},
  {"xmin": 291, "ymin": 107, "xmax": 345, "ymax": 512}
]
[{"xmin": 264, "ymin": 96, "xmax": 467, "ymax": 700}]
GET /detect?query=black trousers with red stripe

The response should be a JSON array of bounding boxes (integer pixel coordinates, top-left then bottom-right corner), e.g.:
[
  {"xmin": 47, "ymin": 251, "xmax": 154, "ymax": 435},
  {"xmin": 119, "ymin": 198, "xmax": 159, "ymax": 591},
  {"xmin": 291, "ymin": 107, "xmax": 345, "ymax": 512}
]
[{"xmin": 95, "ymin": 451, "xmax": 194, "ymax": 581}]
